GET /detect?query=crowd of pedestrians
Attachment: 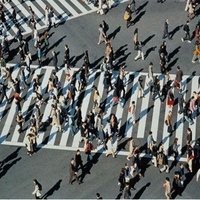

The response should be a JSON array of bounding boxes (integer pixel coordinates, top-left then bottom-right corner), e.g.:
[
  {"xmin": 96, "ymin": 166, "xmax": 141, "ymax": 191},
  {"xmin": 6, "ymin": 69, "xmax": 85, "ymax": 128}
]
[{"xmin": 0, "ymin": 0, "xmax": 200, "ymax": 199}]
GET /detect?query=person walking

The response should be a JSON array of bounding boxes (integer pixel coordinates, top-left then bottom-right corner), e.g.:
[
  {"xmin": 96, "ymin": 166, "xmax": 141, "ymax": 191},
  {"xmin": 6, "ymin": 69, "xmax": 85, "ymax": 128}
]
[
  {"xmin": 133, "ymin": 28, "xmax": 139, "ymax": 50},
  {"xmin": 174, "ymin": 66, "xmax": 183, "ymax": 90},
  {"xmin": 147, "ymin": 62, "xmax": 154, "ymax": 87},
  {"xmin": 84, "ymin": 140, "xmax": 94, "ymax": 162},
  {"xmin": 32, "ymin": 179, "xmax": 42, "ymax": 199},
  {"xmin": 16, "ymin": 110, "xmax": 24, "ymax": 134},
  {"xmin": 192, "ymin": 41, "xmax": 200, "ymax": 63},
  {"xmin": 137, "ymin": 76, "xmax": 144, "ymax": 98},
  {"xmin": 160, "ymin": 150, "xmax": 170, "ymax": 173},
  {"xmin": 165, "ymin": 110, "xmax": 173, "ymax": 133},
  {"xmin": 151, "ymin": 141, "xmax": 158, "ymax": 167},
  {"xmin": 75, "ymin": 149, "xmax": 84, "ymax": 173},
  {"xmin": 166, "ymin": 87, "xmax": 174, "ymax": 108},
  {"xmin": 197, "ymin": 167, "xmax": 200, "ymax": 181},
  {"xmin": 177, "ymin": 89, "xmax": 184, "ymax": 114},
  {"xmin": 134, "ymin": 41, "xmax": 144, "ymax": 61},
  {"xmin": 69, "ymin": 158, "xmax": 80, "ymax": 185},
  {"xmin": 182, "ymin": 101, "xmax": 194, "ymax": 125},
  {"xmin": 162, "ymin": 18, "xmax": 172, "ymax": 40},
  {"xmin": 147, "ymin": 131, "xmax": 155, "ymax": 155},
  {"xmin": 105, "ymin": 136, "xmax": 116, "ymax": 158},
  {"xmin": 163, "ymin": 177, "xmax": 171, "ymax": 200},
  {"xmin": 97, "ymin": 24, "xmax": 106, "ymax": 45},
  {"xmin": 122, "ymin": 183, "xmax": 131, "ymax": 199},
  {"xmin": 181, "ymin": 20, "xmax": 191, "ymax": 43},
  {"xmin": 52, "ymin": 51, "xmax": 58, "ymax": 71},
  {"xmin": 118, "ymin": 168, "xmax": 125, "ymax": 192},
  {"xmin": 124, "ymin": 4, "xmax": 132, "ymax": 28},
  {"xmin": 43, "ymin": 31, "xmax": 49, "ymax": 57}
]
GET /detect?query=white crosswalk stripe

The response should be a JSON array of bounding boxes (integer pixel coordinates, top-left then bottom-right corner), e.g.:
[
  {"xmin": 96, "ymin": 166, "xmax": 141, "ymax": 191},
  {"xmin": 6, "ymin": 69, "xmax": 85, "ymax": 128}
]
[
  {"xmin": 0, "ymin": 0, "xmax": 130, "ymax": 41},
  {"xmin": 0, "ymin": 64, "xmax": 199, "ymax": 161}
]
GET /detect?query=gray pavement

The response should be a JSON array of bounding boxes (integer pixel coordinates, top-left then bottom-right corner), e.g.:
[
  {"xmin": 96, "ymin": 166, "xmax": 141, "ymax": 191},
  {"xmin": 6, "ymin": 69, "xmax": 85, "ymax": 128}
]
[{"xmin": 1, "ymin": 0, "xmax": 200, "ymax": 199}]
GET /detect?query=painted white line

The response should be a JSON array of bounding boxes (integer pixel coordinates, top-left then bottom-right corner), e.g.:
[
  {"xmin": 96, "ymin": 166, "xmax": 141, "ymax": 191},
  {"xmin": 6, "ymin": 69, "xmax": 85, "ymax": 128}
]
[
  {"xmin": 69, "ymin": 0, "xmax": 88, "ymax": 14},
  {"xmin": 150, "ymin": 76, "xmax": 164, "ymax": 141},
  {"xmin": 136, "ymin": 76, "xmax": 151, "ymax": 138},
  {"xmin": 189, "ymin": 75, "xmax": 198, "ymax": 147},
  {"xmin": 125, "ymin": 72, "xmax": 140, "ymax": 138}
]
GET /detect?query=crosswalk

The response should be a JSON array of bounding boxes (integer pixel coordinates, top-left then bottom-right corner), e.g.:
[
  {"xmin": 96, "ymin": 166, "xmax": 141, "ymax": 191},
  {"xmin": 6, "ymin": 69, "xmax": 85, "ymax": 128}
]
[
  {"xmin": 0, "ymin": 63, "xmax": 200, "ymax": 161},
  {"xmin": 0, "ymin": 0, "xmax": 130, "ymax": 41}
]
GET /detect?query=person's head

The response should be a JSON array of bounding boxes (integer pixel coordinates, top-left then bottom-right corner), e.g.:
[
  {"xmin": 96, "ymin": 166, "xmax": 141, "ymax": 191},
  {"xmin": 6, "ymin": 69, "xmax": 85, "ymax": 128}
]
[
  {"xmin": 149, "ymin": 62, "xmax": 153, "ymax": 66},
  {"xmin": 76, "ymin": 149, "xmax": 80, "ymax": 155},
  {"xmin": 177, "ymin": 66, "xmax": 180, "ymax": 70},
  {"xmin": 180, "ymin": 163, "xmax": 184, "ymax": 168},
  {"xmin": 149, "ymin": 131, "xmax": 152, "ymax": 136},
  {"xmin": 165, "ymin": 177, "xmax": 170, "ymax": 182},
  {"xmin": 71, "ymin": 158, "xmax": 75, "ymax": 164},
  {"xmin": 132, "ymin": 101, "xmax": 135, "ymax": 105},
  {"xmin": 33, "ymin": 179, "xmax": 38, "ymax": 185}
]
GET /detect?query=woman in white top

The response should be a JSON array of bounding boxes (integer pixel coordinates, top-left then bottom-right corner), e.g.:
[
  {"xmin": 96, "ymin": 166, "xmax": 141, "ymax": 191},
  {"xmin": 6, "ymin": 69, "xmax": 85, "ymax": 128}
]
[{"xmin": 106, "ymin": 136, "xmax": 116, "ymax": 158}]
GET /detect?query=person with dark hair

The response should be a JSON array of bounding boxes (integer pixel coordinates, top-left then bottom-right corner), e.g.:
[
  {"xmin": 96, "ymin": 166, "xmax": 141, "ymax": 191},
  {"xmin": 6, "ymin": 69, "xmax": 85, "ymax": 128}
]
[
  {"xmin": 182, "ymin": 20, "xmax": 191, "ymax": 43},
  {"xmin": 75, "ymin": 149, "xmax": 84, "ymax": 173},
  {"xmin": 96, "ymin": 192, "xmax": 103, "ymax": 199},
  {"xmin": 32, "ymin": 179, "xmax": 42, "ymax": 199},
  {"xmin": 162, "ymin": 18, "xmax": 172, "ymax": 40},
  {"xmin": 122, "ymin": 183, "xmax": 131, "ymax": 199},
  {"xmin": 124, "ymin": 4, "xmax": 132, "ymax": 28},
  {"xmin": 118, "ymin": 168, "xmax": 125, "ymax": 191},
  {"xmin": 69, "ymin": 158, "xmax": 80, "ymax": 185}
]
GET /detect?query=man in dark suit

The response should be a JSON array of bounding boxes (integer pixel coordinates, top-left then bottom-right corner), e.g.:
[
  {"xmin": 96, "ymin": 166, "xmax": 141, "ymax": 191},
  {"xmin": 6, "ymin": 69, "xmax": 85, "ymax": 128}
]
[{"xmin": 69, "ymin": 158, "xmax": 80, "ymax": 185}]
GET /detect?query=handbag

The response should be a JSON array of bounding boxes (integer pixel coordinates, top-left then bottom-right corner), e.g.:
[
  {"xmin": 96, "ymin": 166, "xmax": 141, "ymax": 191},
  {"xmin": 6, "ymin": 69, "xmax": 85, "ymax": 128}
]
[
  {"xmin": 124, "ymin": 12, "xmax": 130, "ymax": 20},
  {"xmin": 165, "ymin": 120, "xmax": 168, "ymax": 126},
  {"xmin": 167, "ymin": 125, "xmax": 172, "ymax": 133}
]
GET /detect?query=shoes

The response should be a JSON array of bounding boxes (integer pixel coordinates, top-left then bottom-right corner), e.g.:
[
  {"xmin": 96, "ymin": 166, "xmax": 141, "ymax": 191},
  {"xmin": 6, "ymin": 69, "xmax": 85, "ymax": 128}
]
[
  {"xmin": 188, "ymin": 40, "xmax": 191, "ymax": 43},
  {"xmin": 192, "ymin": 60, "xmax": 195, "ymax": 63},
  {"xmin": 181, "ymin": 38, "xmax": 184, "ymax": 42}
]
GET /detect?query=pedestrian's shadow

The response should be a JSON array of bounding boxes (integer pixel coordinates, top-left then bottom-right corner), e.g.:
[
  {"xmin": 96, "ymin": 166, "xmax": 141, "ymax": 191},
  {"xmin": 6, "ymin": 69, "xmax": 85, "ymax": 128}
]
[
  {"xmin": 46, "ymin": 36, "xmax": 66, "ymax": 55},
  {"xmin": 168, "ymin": 46, "xmax": 181, "ymax": 62},
  {"xmin": 145, "ymin": 46, "xmax": 157, "ymax": 59},
  {"xmin": 131, "ymin": 11, "xmax": 146, "ymax": 26},
  {"xmin": 70, "ymin": 53, "xmax": 84, "ymax": 67},
  {"xmin": 0, "ymin": 157, "xmax": 22, "ymax": 179},
  {"xmin": 139, "ymin": 157, "xmax": 151, "ymax": 177},
  {"xmin": 115, "ymin": 44, "xmax": 128, "ymax": 58},
  {"xmin": 136, "ymin": 1, "xmax": 149, "ymax": 14},
  {"xmin": 135, "ymin": 105, "xmax": 154, "ymax": 123},
  {"xmin": 169, "ymin": 25, "xmax": 183, "ymax": 39},
  {"xmin": 115, "ymin": 52, "xmax": 131, "ymax": 70},
  {"xmin": 142, "ymin": 34, "xmax": 155, "ymax": 46},
  {"xmin": 108, "ymin": 26, "xmax": 121, "ymax": 40},
  {"xmin": 41, "ymin": 179, "xmax": 62, "ymax": 199},
  {"xmin": 166, "ymin": 58, "xmax": 179, "ymax": 72},
  {"xmin": 115, "ymin": 138, "xmax": 130, "ymax": 154},
  {"xmin": 133, "ymin": 182, "xmax": 151, "ymax": 199},
  {"xmin": 78, "ymin": 148, "xmax": 103, "ymax": 182},
  {"xmin": 90, "ymin": 56, "xmax": 104, "ymax": 69}
]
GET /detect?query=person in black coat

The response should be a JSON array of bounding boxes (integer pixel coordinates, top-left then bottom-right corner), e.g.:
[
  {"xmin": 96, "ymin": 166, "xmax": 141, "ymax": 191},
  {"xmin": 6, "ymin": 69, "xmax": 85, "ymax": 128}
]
[{"xmin": 75, "ymin": 149, "xmax": 84, "ymax": 172}]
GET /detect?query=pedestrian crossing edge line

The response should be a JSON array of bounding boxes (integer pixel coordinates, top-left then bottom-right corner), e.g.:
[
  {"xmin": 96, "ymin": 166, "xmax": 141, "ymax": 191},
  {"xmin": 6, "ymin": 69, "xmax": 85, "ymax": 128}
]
[{"xmin": 0, "ymin": 140, "xmax": 188, "ymax": 162}]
